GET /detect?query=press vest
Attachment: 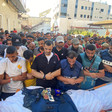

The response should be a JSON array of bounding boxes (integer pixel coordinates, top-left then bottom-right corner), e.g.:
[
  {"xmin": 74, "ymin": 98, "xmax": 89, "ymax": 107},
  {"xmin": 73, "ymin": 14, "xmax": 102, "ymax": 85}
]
[
  {"xmin": 80, "ymin": 53, "xmax": 101, "ymax": 89},
  {"xmin": 58, "ymin": 59, "xmax": 82, "ymax": 91},
  {"xmin": 80, "ymin": 53, "xmax": 101, "ymax": 73},
  {"xmin": 100, "ymin": 49, "xmax": 112, "ymax": 77}
]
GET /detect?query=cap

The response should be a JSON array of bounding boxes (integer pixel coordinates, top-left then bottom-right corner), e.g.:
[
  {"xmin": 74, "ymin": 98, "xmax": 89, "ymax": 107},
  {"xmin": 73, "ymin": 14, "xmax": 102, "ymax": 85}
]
[
  {"xmin": 56, "ymin": 36, "xmax": 64, "ymax": 43},
  {"xmin": 72, "ymin": 38, "xmax": 80, "ymax": 45},
  {"xmin": 12, "ymin": 35, "xmax": 21, "ymax": 46},
  {"xmin": 101, "ymin": 43, "xmax": 109, "ymax": 48},
  {"xmin": 89, "ymin": 38, "xmax": 94, "ymax": 41}
]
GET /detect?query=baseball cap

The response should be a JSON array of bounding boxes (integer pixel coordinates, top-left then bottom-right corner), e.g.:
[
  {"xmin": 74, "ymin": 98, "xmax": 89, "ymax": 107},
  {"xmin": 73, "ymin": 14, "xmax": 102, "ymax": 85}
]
[
  {"xmin": 89, "ymin": 38, "xmax": 94, "ymax": 41},
  {"xmin": 12, "ymin": 35, "xmax": 21, "ymax": 46},
  {"xmin": 56, "ymin": 36, "xmax": 64, "ymax": 43},
  {"xmin": 101, "ymin": 43, "xmax": 109, "ymax": 48},
  {"xmin": 72, "ymin": 38, "xmax": 80, "ymax": 45}
]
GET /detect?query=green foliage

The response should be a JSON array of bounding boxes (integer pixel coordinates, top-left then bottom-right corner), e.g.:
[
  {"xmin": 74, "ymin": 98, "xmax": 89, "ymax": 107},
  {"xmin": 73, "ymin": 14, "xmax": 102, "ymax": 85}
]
[{"xmin": 68, "ymin": 29, "xmax": 99, "ymax": 37}]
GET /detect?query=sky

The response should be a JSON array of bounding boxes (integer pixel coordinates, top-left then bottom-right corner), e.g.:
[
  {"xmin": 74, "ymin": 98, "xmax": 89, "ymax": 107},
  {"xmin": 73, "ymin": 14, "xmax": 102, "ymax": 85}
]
[
  {"xmin": 26, "ymin": 0, "xmax": 54, "ymax": 17},
  {"xmin": 26, "ymin": 0, "xmax": 112, "ymax": 17}
]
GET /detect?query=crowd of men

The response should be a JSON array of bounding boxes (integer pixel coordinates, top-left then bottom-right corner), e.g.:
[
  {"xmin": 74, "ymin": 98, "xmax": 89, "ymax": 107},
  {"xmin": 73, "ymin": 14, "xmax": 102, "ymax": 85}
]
[{"xmin": 0, "ymin": 28, "xmax": 112, "ymax": 100}]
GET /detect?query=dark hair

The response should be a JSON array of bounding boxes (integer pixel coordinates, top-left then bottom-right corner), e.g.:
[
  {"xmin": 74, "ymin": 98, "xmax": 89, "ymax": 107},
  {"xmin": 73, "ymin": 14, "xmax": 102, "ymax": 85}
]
[
  {"xmin": 85, "ymin": 44, "xmax": 96, "ymax": 51},
  {"xmin": 23, "ymin": 50, "xmax": 33, "ymax": 60},
  {"xmin": 44, "ymin": 40, "xmax": 53, "ymax": 46},
  {"xmin": 26, "ymin": 35, "xmax": 34, "ymax": 39},
  {"xmin": 5, "ymin": 30, "xmax": 9, "ymax": 34},
  {"xmin": 67, "ymin": 51, "xmax": 77, "ymax": 59},
  {"xmin": 19, "ymin": 33, "xmax": 25, "ymax": 37},
  {"xmin": 37, "ymin": 37, "xmax": 44, "ymax": 42},
  {"xmin": 6, "ymin": 46, "xmax": 17, "ymax": 54},
  {"xmin": 46, "ymin": 32, "xmax": 50, "ymax": 35}
]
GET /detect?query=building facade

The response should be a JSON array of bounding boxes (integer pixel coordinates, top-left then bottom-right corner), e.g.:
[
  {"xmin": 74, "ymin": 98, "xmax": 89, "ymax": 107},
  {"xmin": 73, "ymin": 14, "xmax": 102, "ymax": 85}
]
[
  {"xmin": 0, "ymin": 0, "xmax": 26, "ymax": 32},
  {"xmin": 51, "ymin": 0, "xmax": 112, "ymax": 34}
]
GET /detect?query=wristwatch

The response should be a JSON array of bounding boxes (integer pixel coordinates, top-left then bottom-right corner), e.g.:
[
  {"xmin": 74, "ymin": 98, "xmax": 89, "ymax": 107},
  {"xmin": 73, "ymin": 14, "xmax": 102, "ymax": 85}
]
[{"xmin": 43, "ymin": 74, "xmax": 46, "ymax": 80}]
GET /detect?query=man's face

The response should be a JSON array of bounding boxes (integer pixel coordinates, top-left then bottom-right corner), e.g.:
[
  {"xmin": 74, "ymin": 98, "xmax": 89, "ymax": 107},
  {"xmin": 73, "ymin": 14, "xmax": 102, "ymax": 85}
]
[
  {"xmin": 56, "ymin": 42, "xmax": 64, "ymax": 48},
  {"xmin": 6, "ymin": 52, "xmax": 18, "ymax": 63},
  {"xmin": 67, "ymin": 40, "xmax": 72, "ymax": 45},
  {"xmin": 46, "ymin": 34, "xmax": 51, "ymax": 40},
  {"xmin": 101, "ymin": 46, "xmax": 107, "ymax": 50},
  {"xmin": 67, "ymin": 57, "xmax": 76, "ymax": 67},
  {"xmin": 38, "ymin": 40, "xmax": 44, "ymax": 48},
  {"xmin": 7, "ymin": 41, "xmax": 12, "ymax": 46},
  {"xmin": 98, "ymin": 40, "xmax": 102, "ymax": 45},
  {"xmin": 27, "ymin": 37, "xmax": 34, "ymax": 44},
  {"xmin": 44, "ymin": 44, "xmax": 53, "ymax": 56},
  {"xmin": 109, "ymin": 46, "xmax": 112, "ymax": 54},
  {"xmin": 85, "ymin": 49, "xmax": 96, "ymax": 60},
  {"xmin": 28, "ymin": 42, "xmax": 35, "ymax": 50},
  {"xmin": 72, "ymin": 44, "xmax": 79, "ymax": 49}
]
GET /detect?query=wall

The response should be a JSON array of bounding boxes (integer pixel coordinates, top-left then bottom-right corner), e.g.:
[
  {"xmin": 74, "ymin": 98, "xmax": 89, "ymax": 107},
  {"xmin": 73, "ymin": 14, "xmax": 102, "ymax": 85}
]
[{"xmin": 0, "ymin": 0, "xmax": 21, "ymax": 32}]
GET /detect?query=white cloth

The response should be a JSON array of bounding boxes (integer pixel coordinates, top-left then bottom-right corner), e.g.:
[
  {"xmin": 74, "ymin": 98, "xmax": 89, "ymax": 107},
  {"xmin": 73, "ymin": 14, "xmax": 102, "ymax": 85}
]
[
  {"xmin": 17, "ymin": 46, "xmax": 27, "ymax": 57},
  {"xmin": 4, "ymin": 46, "xmax": 27, "ymax": 58},
  {"xmin": 0, "ymin": 84, "xmax": 112, "ymax": 112},
  {"xmin": 0, "ymin": 57, "xmax": 27, "ymax": 93}
]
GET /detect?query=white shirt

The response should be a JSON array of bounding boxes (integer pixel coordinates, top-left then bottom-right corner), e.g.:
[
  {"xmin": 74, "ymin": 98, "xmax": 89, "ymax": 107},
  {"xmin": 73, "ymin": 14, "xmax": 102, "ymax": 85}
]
[
  {"xmin": 46, "ymin": 52, "xmax": 53, "ymax": 63},
  {"xmin": 0, "ymin": 57, "xmax": 27, "ymax": 93}
]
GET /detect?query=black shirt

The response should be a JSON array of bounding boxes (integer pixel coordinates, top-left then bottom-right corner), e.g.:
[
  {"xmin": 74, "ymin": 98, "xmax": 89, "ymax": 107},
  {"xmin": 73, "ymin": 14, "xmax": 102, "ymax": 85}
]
[
  {"xmin": 31, "ymin": 52, "xmax": 61, "ymax": 88},
  {"xmin": 52, "ymin": 47, "xmax": 68, "ymax": 60},
  {"xmin": 76, "ymin": 54, "xmax": 104, "ymax": 70}
]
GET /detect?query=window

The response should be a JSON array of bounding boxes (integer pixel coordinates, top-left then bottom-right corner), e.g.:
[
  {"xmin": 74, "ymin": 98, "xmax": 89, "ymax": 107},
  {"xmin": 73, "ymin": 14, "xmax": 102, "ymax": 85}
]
[
  {"xmin": 87, "ymin": 15, "xmax": 89, "ymax": 18},
  {"xmin": 84, "ymin": 15, "xmax": 86, "ymax": 18},
  {"xmin": 61, "ymin": 4, "xmax": 67, "ymax": 7},
  {"xmin": 74, "ymin": 14, "xmax": 77, "ymax": 18},
  {"xmin": 85, "ymin": 6, "xmax": 87, "ymax": 10},
  {"xmin": 60, "ymin": 13, "xmax": 67, "ymax": 17},
  {"xmin": 88, "ymin": 7, "xmax": 91, "ymax": 10},
  {"xmin": 101, "ymin": 9, "xmax": 104, "ymax": 12},
  {"xmin": 81, "ymin": 6, "xmax": 84, "ymax": 9},
  {"xmin": 80, "ymin": 14, "xmax": 83, "ymax": 18}
]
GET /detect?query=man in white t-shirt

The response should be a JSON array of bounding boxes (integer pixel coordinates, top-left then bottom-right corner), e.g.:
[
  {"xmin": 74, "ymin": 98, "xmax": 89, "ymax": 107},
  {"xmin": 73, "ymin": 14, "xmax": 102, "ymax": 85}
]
[{"xmin": 0, "ymin": 46, "xmax": 27, "ymax": 100}]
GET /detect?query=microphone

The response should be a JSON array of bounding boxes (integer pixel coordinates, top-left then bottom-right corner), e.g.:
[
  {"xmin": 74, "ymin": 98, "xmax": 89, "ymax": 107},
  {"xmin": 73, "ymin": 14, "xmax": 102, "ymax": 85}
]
[{"xmin": 51, "ymin": 89, "xmax": 64, "ymax": 96}]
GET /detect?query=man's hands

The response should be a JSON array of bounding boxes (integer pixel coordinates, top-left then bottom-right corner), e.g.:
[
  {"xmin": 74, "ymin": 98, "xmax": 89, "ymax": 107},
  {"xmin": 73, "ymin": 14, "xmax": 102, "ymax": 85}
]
[
  {"xmin": 84, "ymin": 68, "xmax": 98, "ymax": 78},
  {"xmin": 5, "ymin": 73, "xmax": 27, "ymax": 81},
  {"xmin": 40, "ymin": 71, "xmax": 55, "ymax": 80},
  {"xmin": 104, "ymin": 64, "xmax": 112, "ymax": 73},
  {"xmin": 45, "ymin": 72, "xmax": 54, "ymax": 80},
  {"xmin": 63, "ymin": 78, "xmax": 76, "ymax": 85}
]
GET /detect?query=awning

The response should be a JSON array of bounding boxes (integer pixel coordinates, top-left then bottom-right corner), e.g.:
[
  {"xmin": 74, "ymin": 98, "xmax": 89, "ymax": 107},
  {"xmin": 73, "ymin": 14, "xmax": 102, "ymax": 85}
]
[
  {"xmin": 88, "ymin": 20, "xmax": 112, "ymax": 26},
  {"xmin": 9, "ymin": 0, "xmax": 26, "ymax": 13}
]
